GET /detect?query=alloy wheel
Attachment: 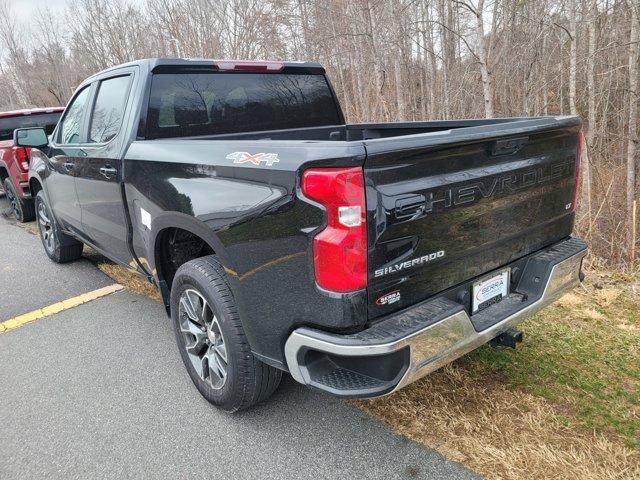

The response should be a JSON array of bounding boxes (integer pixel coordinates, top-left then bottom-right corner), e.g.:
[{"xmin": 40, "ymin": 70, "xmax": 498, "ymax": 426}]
[
  {"xmin": 37, "ymin": 200, "xmax": 55, "ymax": 253},
  {"xmin": 178, "ymin": 288, "xmax": 228, "ymax": 389}
]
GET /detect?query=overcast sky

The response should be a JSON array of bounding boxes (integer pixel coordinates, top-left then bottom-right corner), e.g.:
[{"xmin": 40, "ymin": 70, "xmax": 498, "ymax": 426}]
[
  {"xmin": 11, "ymin": 0, "xmax": 70, "ymax": 22},
  {"xmin": 10, "ymin": 0, "xmax": 144, "ymax": 23}
]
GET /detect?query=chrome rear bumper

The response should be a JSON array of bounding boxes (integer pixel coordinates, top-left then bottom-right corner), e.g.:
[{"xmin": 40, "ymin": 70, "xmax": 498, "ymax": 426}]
[{"xmin": 285, "ymin": 237, "xmax": 587, "ymax": 398}]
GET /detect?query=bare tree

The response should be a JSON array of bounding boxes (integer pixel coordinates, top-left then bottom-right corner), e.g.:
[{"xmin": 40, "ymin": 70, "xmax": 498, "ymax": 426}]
[{"xmin": 627, "ymin": 0, "xmax": 639, "ymax": 262}]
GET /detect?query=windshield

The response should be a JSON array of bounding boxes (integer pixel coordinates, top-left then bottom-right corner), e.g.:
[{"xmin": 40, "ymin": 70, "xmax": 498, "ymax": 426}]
[
  {"xmin": 0, "ymin": 112, "xmax": 61, "ymax": 141},
  {"xmin": 146, "ymin": 72, "xmax": 342, "ymax": 139}
]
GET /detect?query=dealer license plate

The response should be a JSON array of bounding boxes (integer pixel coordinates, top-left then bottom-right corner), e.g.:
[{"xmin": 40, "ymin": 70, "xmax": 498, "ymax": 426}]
[{"xmin": 472, "ymin": 269, "xmax": 510, "ymax": 314}]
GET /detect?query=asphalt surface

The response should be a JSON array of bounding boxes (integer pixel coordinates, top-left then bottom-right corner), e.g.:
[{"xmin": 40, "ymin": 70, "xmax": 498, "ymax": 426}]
[
  {"xmin": 0, "ymin": 197, "xmax": 113, "ymax": 319},
  {"xmin": 0, "ymin": 197, "xmax": 479, "ymax": 480}
]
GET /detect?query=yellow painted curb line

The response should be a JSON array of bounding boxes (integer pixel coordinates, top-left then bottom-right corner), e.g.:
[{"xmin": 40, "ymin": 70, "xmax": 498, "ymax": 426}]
[{"xmin": 0, "ymin": 284, "xmax": 124, "ymax": 333}]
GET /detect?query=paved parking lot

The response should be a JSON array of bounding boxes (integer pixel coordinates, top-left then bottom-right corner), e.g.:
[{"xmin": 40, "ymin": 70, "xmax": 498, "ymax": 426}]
[
  {"xmin": 0, "ymin": 198, "xmax": 478, "ymax": 480},
  {"xmin": 0, "ymin": 207, "xmax": 114, "ymax": 319}
]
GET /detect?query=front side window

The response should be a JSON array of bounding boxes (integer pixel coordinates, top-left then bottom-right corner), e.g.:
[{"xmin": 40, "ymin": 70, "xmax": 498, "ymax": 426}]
[
  {"xmin": 146, "ymin": 72, "xmax": 342, "ymax": 139},
  {"xmin": 58, "ymin": 86, "xmax": 91, "ymax": 144},
  {"xmin": 89, "ymin": 75, "xmax": 131, "ymax": 143}
]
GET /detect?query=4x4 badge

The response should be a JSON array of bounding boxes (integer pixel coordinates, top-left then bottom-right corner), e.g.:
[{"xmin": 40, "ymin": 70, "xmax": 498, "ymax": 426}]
[{"xmin": 226, "ymin": 151, "xmax": 280, "ymax": 166}]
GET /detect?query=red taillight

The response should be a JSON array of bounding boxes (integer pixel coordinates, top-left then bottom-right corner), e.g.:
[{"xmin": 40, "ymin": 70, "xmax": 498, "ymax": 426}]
[
  {"xmin": 572, "ymin": 132, "xmax": 585, "ymax": 211},
  {"xmin": 213, "ymin": 60, "xmax": 284, "ymax": 72},
  {"xmin": 301, "ymin": 167, "xmax": 367, "ymax": 292},
  {"xmin": 14, "ymin": 147, "xmax": 29, "ymax": 172}
]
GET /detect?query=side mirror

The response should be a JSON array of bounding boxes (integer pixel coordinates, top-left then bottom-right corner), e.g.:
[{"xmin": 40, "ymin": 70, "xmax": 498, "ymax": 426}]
[{"xmin": 13, "ymin": 127, "xmax": 49, "ymax": 148}]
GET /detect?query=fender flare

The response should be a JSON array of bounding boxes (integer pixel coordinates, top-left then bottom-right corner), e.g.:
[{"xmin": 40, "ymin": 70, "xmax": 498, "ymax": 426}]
[
  {"xmin": 28, "ymin": 161, "xmax": 51, "ymax": 205},
  {"xmin": 148, "ymin": 211, "xmax": 235, "ymax": 283}
]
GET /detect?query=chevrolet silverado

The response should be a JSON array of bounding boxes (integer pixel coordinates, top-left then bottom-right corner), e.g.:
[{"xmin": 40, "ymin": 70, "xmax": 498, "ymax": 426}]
[{"xmin": 17, "ymin": 59, "xmax": 587, "ymax": 411}]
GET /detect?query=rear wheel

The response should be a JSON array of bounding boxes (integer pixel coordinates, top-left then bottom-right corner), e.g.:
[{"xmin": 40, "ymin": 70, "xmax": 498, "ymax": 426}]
[
  {"xmin": 171, "ymin": 255, "xmax": 282, "ymax": 411},
  {"xmin": 35, "ymin": 190, "xmax": 83, "ymax": 263},
  {"xmin": 3, "ymin": 178, "xmax": 34, "ymax": 222}
]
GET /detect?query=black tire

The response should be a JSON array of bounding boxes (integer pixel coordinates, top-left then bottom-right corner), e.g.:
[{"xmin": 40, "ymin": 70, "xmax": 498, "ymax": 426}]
[
  {"xmin": 170, "ymin": 255, "xmax": 282, "ymax": 412},
  {"xmin": 35, "ymin": 190, "xmax": 83, "ymax": 263},
  {"xmin": 3, "ymin": 178, "xmax": 35, "ymax": 222}
]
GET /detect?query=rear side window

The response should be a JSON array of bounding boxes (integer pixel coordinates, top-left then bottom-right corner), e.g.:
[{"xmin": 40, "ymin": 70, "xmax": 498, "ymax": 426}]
[
  {"xmin": 146, "ymin": 72, "xmax": 341, "ymax": 139},
  {"xmin": 89, "ymin": 75, "xmax": 131, "ymax": 143},
  {"xmin": 58, "ymin": 86, "xmax": 91, "ymax": 144},
  {"xmin": 0, "ymin": 112, "xmax": 61, "ymax": 141}
]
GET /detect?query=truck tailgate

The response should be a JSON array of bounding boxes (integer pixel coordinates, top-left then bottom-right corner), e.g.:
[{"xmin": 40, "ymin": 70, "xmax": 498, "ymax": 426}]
[{"xmin": 364, "ymin": 116, "xmax": 581, "ymax": 319}]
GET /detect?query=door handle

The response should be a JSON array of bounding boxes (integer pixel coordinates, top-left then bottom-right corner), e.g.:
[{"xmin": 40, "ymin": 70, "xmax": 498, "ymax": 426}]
[
  {"xmin": 63, "ymin": 162, "xmax": 75, "ymax": 171},
  {"xmin": 99, "ymin": 166, "xmax": 117, "ymax": 179}
]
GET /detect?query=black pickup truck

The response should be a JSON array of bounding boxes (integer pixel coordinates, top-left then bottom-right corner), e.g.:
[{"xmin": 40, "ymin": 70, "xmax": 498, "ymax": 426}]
[{"xmin": 17, "ymin": 59, "xmax": 587, "ymax": 411}]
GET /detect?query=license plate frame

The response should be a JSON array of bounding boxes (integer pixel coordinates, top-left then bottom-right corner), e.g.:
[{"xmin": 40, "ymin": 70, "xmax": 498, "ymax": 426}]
[{"xmin": 472, "ymin": 268, "xmax": 510, "ymax": 314}]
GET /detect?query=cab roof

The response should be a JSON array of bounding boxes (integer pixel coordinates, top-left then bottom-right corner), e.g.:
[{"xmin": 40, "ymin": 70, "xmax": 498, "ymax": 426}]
[{"xmin": 86, "ymin": 58, "xmax": 325, "ymax": 80}]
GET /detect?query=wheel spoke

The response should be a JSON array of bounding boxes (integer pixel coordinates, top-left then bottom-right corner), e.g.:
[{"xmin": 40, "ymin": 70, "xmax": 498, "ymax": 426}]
[
  {"xmin": 186, "ymin": 334, "xmax": 207, "ymax": 356},
  {"xmin": 185, "ymin": 290, "xmax": 206, "ymax": 325},
  {"xmin": 201, "ymin": 298, "xmax": 208, "ymax": 322},
  {"xmin": 179, "ymin": 296, "xmax": 199, "ymax": 322},
  {"xmin": 191, "ymin": 353, "xmax": 205, "ymax": 378},
  {"xmin": 214, "ymin": 352, "xmax": 227, "ymax": 379},
  {"xmin": 210, "ymin": 318, "xmax": 227, "ymax": 361},
  {"xmin": 180, "ymin": 318, "xmax": 205, "ymax": 337},
  {"xmin": 207, "ymin": 347, "xmax": 227, "ymax": 384},
  {"xmin": 38, "ymin": 204, "xmax": 50, "ymax": 224},
  {"xmin": 213, "ymin": 342, "xmax": 227, "ymax": 363}
]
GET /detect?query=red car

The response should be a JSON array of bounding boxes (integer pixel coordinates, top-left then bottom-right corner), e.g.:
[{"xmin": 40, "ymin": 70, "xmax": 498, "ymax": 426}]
[{"xmin": 0, "ymin": 107, "xmax": 63, "ymax": 221}]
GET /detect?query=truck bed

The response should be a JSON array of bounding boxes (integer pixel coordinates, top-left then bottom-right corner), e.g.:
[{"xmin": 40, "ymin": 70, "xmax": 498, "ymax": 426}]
[{"xmin": 128, "ymin": 115, "xmax": 581, "ymax": 325}]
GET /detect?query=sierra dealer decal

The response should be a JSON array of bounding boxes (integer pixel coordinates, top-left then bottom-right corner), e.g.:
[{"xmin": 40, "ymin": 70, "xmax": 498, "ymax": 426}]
[
  {"xmin": 375, "ymin": 290, "xmax": 401, "ymax": 306},
  {"xmin": 226, "ymin": 151, "xmax": 280, "ymax": 166}
]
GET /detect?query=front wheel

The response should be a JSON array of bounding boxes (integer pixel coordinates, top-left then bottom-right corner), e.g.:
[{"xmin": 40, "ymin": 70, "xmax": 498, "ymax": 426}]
[
  {"xmin": 35, "ymin": 190, "xmax": 83, "ymax": 263},
  {"xmin": 170, "ymin": 255, "xmax": 282, "ymax": 412}
]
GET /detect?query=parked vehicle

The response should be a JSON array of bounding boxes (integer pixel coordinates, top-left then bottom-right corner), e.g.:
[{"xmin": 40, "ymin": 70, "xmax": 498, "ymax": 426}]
[
  {"xmin": 19, "ymin": 59, "xmax": 587, "ymax": 411},
  {"xmin": 0, "ymin": 108, "xmax": 64, "ymax": 221}
]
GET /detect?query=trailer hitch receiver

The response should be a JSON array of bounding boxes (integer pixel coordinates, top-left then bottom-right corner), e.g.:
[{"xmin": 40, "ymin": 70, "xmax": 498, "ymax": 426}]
[{"xmin": 490, "ymin": 328, "xmax": 523, "ymax": 349}]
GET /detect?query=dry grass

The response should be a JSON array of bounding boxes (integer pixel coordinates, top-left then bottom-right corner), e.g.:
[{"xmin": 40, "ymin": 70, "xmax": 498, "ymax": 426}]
[
  {"xmin": 354, "ymin": 271, "xmax": 640, "ymax": 480},
  {"xmin": 355, "ymin": 366, "xmax": 639, "ymax": 480},
  {"xmin": 95, "ymin": 261, "xmax": 162, "ymax": 302},
  {"xmin": 82, "ymin": 247, "xmax": 162, "ymax": 302}
]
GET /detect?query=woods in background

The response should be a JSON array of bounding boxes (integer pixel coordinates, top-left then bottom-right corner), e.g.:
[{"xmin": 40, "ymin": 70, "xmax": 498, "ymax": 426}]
[{"xmin": 0, "ymin": 0, "xmax": 639, "ymax": 269}]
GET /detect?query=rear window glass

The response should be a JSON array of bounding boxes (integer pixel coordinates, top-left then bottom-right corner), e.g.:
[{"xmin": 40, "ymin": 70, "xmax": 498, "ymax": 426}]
[
  {"xmin": 146, "ymin": 72, "xmax": 341, "ymax": 139},
  {"xmin": 0, "ymin": 112, "xmax": 61, "ymax": 141}
]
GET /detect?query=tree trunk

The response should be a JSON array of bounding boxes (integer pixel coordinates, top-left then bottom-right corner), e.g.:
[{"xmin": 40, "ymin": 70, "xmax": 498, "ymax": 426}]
[
  {"xmin": 627, "ymin": 1, "xmax": 639, "ymax": 260},
  {"xmin": 568, "ymin": 1, "xmax": 578, "ymax": 116},
  {"xmin": 475, "ymin": 0, "xmax": 494, "ymax": 118},
  {"xmin": 584, "ymin": 0, "xmax": 597, "ymax": 231}
]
